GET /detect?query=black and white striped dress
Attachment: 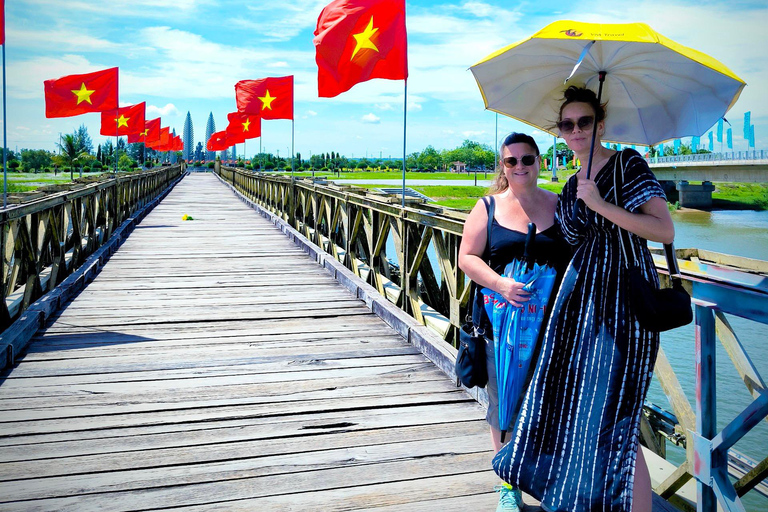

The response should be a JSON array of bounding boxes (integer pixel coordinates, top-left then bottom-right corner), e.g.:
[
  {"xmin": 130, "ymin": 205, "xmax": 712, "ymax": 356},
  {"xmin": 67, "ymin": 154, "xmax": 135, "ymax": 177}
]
[{"xmin": 493, "ymin": 149, "xmax": 665, "ymax": 511}]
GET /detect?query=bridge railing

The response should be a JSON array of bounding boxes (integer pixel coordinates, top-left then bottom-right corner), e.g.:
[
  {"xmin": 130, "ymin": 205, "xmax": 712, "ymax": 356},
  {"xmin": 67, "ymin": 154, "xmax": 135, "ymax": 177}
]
[
  {"xmin": 649, "ymin": 150, "xmax": 767, "ymax": 165},
  {"xmin": 216, "ymin": 166, "xmax": 768, "ymax": 512},
  {"xmin": 0, "ymin": 165, "xmax": 185, "ymax": 332}
]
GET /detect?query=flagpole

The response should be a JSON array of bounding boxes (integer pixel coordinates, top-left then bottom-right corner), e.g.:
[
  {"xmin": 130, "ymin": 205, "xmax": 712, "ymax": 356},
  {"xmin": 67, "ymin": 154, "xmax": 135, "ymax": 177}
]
[
  {"xmin": 494, "ymin": 113, "xmax": 498, "ymax": 178},
  {"xmin": 401, "ymin": 79, "xmax": 407, "ymax": 209},
  {"xmin": 2, "ymin": 42, "xmax": 7, "ymax": 209},
  {"xmin": 291, "ymin": 119, "xmax": 295, "ymax": 178},
  {"xmin": 114, "ymin": 81, "xmax": 118, "ymax": 176}
]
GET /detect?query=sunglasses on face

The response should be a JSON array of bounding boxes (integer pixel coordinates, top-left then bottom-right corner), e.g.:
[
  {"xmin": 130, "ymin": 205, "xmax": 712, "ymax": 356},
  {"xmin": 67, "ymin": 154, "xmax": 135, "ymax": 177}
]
[
  {"xmin": 502, "ymin": 154, "xmax": 537, "ymax": 168},
  {"xmin": 557, "ymin": 115, "xmax": 595, "ymax": 134}
]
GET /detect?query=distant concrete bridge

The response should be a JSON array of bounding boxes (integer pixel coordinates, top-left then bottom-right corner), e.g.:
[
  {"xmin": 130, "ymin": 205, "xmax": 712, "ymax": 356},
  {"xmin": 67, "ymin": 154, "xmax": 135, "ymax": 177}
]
[{"xmin": 645, "ymin": 150, "xmax": 768, "ymax": 207}]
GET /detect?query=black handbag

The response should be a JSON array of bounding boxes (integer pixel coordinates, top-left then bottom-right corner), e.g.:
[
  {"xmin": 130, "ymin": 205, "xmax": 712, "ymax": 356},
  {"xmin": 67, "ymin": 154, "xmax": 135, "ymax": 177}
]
[
  {"xmin": 455, "ymin": 196, "xmax": 495, "ymax": 388},
  {"xmin": 613, "ymin": 151, "xmax": 693, "ymax": 332}
]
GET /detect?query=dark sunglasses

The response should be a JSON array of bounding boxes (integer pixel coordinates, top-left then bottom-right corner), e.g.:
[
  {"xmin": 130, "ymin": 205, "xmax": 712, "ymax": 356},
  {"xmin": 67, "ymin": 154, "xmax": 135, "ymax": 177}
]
[
  {"xmin": 557, "ymin": 115, "xmax": 595, "ymax": 134},
  {"xmin": 502, "ymin": 154, "xmax": 537, "ymax": 168}
]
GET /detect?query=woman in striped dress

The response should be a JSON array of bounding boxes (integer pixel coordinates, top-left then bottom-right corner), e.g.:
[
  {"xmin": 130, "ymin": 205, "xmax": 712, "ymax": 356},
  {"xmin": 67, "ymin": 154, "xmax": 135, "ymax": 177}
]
[{"xmin": 492, "ymin": 86, "xmax": 675, "ymax": 511}]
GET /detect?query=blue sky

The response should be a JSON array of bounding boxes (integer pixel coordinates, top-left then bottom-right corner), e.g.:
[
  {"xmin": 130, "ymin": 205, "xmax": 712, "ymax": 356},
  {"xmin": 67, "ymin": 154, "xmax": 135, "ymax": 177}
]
[{"xmin": 3, "ymin": 0, "xmax": 766, "ymax": 159}]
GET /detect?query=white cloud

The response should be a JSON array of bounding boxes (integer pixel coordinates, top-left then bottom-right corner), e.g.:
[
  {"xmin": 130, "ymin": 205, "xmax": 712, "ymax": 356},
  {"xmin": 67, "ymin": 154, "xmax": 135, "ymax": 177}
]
[
  {"xmin": 306, "ymin": 110, "xmax": 317, "ymax": 116},
  {"xmin": 462, "ymin": 2, "xmax": 497, "ymax": 18},
  {"xmin": 375, "ymin": 103, "xmax": 395, "ymax": 111},
  {"xmin": 463, "ymin": 130, "xmax": 486, "ymax": 138},
  {"xmin": 148, "ymin": 103, "xmax": 180, "ymax": 117},
  {"xmin": 361, "ymin": 113, "xmax": 381, "ymax": 124},
  {"xmin": 268, "ymin": 61, "xmax": 290, "ymax": 68}
]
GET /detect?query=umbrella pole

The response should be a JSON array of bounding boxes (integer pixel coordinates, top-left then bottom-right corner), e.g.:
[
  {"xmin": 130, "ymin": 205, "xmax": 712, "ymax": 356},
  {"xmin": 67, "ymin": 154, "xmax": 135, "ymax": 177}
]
[
  {"xmin": 572, "ymin": 71, "xmax": 606, "ymax": 225},
  {"xmin": 584, "ymin": 71, "xmax": 606, "ymax": 180}
]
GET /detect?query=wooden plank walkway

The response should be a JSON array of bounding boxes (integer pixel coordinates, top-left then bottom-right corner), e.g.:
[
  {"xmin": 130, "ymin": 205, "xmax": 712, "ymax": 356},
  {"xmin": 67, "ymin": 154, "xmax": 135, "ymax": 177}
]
[{"xmin": 0, "ymin": 173, "xmax": 510, "ymax": 511}]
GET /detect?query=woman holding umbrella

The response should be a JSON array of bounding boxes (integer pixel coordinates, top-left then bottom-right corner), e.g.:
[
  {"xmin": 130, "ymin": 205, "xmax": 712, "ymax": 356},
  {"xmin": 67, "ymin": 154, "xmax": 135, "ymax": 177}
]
[
  {"xmin": 493, "ymin": 86, "xmax": 675, "ymax": 512},
  {"xmin": 459, "ymin": 132, "xmax": 571, "ymax": 512}
]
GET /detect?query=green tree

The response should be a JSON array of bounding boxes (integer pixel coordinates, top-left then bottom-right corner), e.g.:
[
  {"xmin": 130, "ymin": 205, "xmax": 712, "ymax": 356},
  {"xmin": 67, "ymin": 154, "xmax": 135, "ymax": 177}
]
[
  {"xmin": 1, "ymin": 148, "xmax": 18, "ymax": 163},
  {"xmin": 417, "ymin": 145, "xmax": 441, "ymax": 170},
  {"xmin": 118, "ymin": 154, "xmax": 136, "ymax": 170},
  {"xmin": 74, "ymin": 124, "xmax": 93, "ymax": 154},
  {"xmin": 543, "ymin": 142, "xmax": 574, "ymax": 167},
  {"xmin": 58, "ymin": 134, "xmax": 90, "ymax": 180},
  {"xmin": 21, "ymin": 149, "xmax": 53, "ymax": 173}
]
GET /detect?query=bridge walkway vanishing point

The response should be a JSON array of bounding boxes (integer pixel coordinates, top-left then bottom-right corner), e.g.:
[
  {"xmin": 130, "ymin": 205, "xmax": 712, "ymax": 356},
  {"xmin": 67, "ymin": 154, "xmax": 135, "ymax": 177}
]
[{"xmin": 0, "ymin": 173, "xmax": 514, "ymax": 511}]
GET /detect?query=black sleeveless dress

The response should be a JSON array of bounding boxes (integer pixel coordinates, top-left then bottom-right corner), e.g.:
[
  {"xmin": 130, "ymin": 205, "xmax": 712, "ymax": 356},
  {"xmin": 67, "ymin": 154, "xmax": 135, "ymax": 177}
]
[{"xmin": 472, "ymin": 196, "xmax": 571, "ymax": 429}]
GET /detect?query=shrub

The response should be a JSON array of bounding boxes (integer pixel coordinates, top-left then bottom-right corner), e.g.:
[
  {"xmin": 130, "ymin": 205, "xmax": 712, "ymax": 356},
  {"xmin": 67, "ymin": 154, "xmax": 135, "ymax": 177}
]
[
  {"xmin": 207, "ymin": 162, "xmax": 215, "ymax": 168},
  {"xmin": 193, "ymin": 160, "xmax": 202, "ymax": 167},
  {"xmin": 320, "ymin": 166, "xmax": 329, "ymax": 173},
  {"xmin": 265, "ymin": 162, "xmax": 275, "ymax": 170},
  {"xmin": 8, "ymin": 161, "xmax": 20, "ymax": 170}
]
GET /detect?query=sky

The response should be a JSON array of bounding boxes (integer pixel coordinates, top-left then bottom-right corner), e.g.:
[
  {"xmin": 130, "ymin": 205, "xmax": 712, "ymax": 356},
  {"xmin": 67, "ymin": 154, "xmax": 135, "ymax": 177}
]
[{"xmin": 2, "ymin": 0, "xmax": 767, "ymax": 160}]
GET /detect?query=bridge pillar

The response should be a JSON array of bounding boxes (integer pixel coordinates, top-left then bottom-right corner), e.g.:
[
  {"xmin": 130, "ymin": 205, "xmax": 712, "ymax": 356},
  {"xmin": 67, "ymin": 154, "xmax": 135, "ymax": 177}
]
[
  {"xmin": 658, "ymin": 180, "xmax": 678, "ymax": 202},
  {"xmin": 677, "ymin": 180, "xmax": 715, "ymax": 209}
]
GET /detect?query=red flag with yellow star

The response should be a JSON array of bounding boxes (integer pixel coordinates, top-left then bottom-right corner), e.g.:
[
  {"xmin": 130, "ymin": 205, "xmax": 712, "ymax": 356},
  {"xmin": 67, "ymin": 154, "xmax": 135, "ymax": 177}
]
[
  {"xmin": 235, "ymin": 76, "xmax": 293, "ymax": 120},
  {"xmin": 147, "ymin": 127, "xmax": 170, "ymax": 149},
  {"xmin": 128, "ymin": 117, "xmax": 161, "ymax": 144},
  {"xmin": 44, "ymin": 68, "xmax": 119, "ymax": 118},
  {"xmin": 100, "ymin": 102, "xmax": 146, "ymax": 136},
  {"xmin": 314, "ymin": 0, "xmax": 407, "ymax": 98},
  {"xmin": 207, "ymin": 130, "xmax": 232, "ymax": 152},
  {"xmin": 226, "ymin": 112, "xmax": 261, "ymax": 142}
]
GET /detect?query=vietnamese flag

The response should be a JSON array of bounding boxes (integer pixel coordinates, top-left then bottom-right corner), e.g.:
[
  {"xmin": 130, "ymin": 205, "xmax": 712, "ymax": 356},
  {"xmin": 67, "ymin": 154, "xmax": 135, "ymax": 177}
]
[
  {"xmin": 129, "ymin": 117, "xmax": 162, "ymax": 144},
  {"xmin": 147, "ymin": 126, "xmax": 170, "ymax": 149},
  {"xmin": 1, "ymin": 0, "xmax": 5, "ymax": 45},
  {"xmin": 207, "ymin": 130, "xmax": 232, "ymax": 152},
  {"xmin": 226, "ymin": 112, "xmax": 260, "ymax": 142},
  {"xmin": 100, "ymin": 102, "xmax": 146, "ymax": 136},
  {"xmin": 44, "ymin": 67, "xmax": 119, "ymax": 118},
  {"xmin": 235, "ymin": 76, "xmax": 293, "ymax": 120},
  {"xmin": 314, "ymin": 0, "xmax": 407, "ymax": 98}
]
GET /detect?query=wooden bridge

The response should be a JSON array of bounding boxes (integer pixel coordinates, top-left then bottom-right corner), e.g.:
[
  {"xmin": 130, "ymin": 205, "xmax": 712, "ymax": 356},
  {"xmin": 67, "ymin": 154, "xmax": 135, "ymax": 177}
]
[
  {"xmin": 0, "ymin": 168, "xmax": 765, "ymax": 511},
  {"xmin": 0, "ymin": 172, "xmax": 510, "ymax": 511}
]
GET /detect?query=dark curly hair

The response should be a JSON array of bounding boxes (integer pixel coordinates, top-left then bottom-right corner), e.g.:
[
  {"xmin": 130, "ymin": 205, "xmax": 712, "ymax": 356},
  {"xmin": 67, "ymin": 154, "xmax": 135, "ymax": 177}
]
[
  {"xmin": 490, "ymin": 132, "xmax": 540, "ymax": 193},
  {"xmin": 558, "ymin": 85, "xmax": 607, "ymax": 123}
]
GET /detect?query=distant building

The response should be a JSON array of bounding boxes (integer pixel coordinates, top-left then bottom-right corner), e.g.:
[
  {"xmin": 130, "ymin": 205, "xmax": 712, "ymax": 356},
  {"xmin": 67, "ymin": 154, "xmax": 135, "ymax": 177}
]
[
  {"xmin": 450, "ymin": 161, "xmax": 467, "ymax": 172},
  {"xmin": 182, "ymin": 112, "xmax": 194, "ymax": 162},
  {"xmin": 205, "ymin": 113, "xmax": 216, "ymax": 161}
]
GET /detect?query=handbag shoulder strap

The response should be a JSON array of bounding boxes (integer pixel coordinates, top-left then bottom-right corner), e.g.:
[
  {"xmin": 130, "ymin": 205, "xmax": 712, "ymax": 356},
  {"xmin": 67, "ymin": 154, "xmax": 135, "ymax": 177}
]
[
  {"xmin": 466, "ymin": 196, "xmax": 496, "ymax": 322},
  {"xmin": 613, "ymin": 150, "xmax": 682, "ymax": 280}
]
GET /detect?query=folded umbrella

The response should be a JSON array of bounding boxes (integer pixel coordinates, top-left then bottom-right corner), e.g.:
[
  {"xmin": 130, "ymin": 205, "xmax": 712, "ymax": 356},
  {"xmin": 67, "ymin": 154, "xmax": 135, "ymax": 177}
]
[{"xmin": 482, "ymin": 224, "xmax": 558, "ymax": 442}]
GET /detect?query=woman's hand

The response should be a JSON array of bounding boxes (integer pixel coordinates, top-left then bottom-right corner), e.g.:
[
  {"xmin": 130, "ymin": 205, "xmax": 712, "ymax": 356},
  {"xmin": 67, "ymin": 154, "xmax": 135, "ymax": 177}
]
[
  {"xmin": 496, "ymin": 276, "xmax": 531, "ymax": 307},
  {"xmin": 576, "ymin": 175, "xmax": 607, "ymax": 212}
]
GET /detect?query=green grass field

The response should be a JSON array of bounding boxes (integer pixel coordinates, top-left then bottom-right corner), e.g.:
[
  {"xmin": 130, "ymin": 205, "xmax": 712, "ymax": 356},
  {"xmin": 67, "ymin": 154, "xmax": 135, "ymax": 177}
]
[
  {"xmin": 5, "ymin": 169, "xmax": 765, "ymax": 211},
  {"xmin": 712, "ymin": 183, "xmax": 768, "ymax": 210}
]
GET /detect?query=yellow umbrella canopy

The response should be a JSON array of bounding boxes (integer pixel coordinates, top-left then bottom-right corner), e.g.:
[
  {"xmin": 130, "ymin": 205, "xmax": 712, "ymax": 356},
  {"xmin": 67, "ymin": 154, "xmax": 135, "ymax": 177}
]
[{"xmin": 470, "ymin": 20, "xmax": 746, "ymax": 146}]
